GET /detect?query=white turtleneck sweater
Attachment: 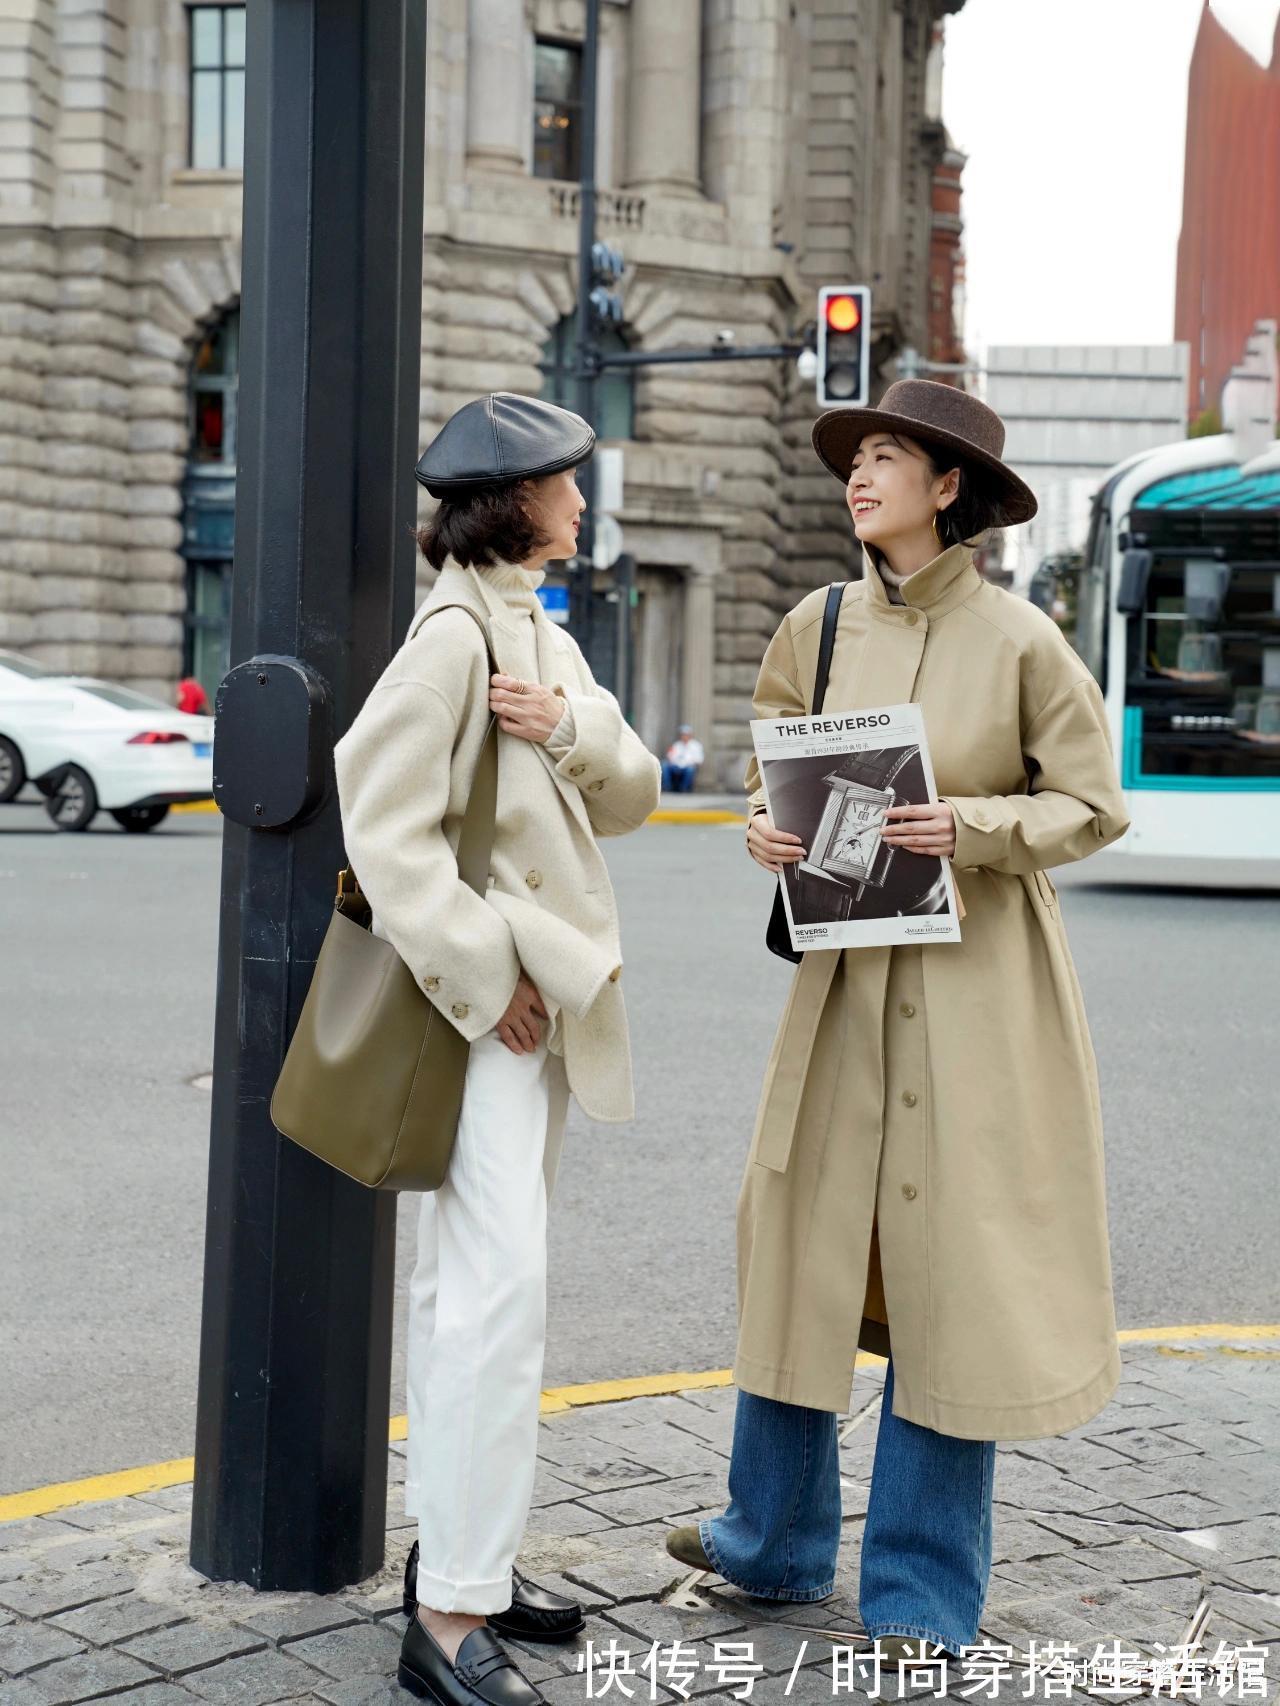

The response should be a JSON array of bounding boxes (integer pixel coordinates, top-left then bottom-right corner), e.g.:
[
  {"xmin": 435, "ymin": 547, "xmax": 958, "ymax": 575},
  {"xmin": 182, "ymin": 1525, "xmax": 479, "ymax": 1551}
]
[
  {"xmin": 480, "ymin": 561, "xmax": 576, "ymax": 752},
  {"xmin": 477, "ymin": 560, "xmax": 575, "ymax": 1053}
]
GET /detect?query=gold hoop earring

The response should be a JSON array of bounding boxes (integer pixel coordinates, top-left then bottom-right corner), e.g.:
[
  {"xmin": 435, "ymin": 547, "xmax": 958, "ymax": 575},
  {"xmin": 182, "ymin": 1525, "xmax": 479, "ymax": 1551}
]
[{"xmin": 932, "ymin": 511, "xmax": 942, "ymax": 545}]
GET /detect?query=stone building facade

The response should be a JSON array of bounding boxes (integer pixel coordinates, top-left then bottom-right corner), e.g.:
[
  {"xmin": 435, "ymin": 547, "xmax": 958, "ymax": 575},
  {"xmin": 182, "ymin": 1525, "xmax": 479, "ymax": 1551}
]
[{"xmin": 0, "ymin": 0, "xmax": 965, "ymax": 787}]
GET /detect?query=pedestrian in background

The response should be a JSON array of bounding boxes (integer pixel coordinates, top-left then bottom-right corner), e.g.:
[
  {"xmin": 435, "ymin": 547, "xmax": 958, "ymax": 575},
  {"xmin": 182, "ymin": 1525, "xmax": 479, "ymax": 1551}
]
[
  {"xmin": 662, "ymin": 723, "xmax": 704, "ymax": 792},
  {"xmin": 335, "ymin": 394, "xmax": 661, "ymax": 1706},
  {"xmin": 175, "ymin": 675, "xmax": 209, "ymax": 716},
  {"xmin": 666, "ymin": 381, "xmax": 1130, "ymax": 1663}
]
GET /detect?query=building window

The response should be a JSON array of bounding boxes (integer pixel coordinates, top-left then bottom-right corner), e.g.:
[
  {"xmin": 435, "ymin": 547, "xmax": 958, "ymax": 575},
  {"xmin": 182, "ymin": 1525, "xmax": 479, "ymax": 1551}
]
[
  {"xmin": 534, "ymin": 40, "xmax": 582, "ymax": 181},
  {"xmin": 190, "ymin": 311, "xmax": 240, "ymax": 466},
  {"xmin": 539, "ymin": 315, "xmax": 635, "ymax": 441},
  {"xmin": 189, "ymin": 5, "xmax": 246, "ymax": 170},
  {"xmin": 183, "ymin": 308, "xmax": 240, "ymax": 700}
]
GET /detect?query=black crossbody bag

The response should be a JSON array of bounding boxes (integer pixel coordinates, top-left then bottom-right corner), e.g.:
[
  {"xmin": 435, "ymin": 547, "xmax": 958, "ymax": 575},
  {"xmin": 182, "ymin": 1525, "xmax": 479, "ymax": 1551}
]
[{"xmin": 764, "ymin": 582, "xmax": 846, "ymax": 964}]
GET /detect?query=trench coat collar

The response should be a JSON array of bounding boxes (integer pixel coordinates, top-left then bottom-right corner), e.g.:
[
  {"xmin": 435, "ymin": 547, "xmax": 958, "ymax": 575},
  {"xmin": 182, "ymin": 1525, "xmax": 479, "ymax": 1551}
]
[{"xmin": 861, "ymin": 540, "xmax": 981, "ymax": 619}]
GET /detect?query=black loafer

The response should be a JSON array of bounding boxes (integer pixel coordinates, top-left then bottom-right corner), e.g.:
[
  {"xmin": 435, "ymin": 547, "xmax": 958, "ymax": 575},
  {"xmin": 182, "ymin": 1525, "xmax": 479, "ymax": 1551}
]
[
  {"xmin": 399, "ymin": 1615, "xmax": 544, "ymax": 1705},
  {"xmin": 403, "ymin": 1541, "xmax": 585, "ymax": 1644}
]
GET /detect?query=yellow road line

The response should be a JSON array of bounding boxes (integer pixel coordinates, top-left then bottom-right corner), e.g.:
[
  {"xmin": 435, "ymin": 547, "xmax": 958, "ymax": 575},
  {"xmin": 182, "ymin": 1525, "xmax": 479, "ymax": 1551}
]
[
  {"xmin": 648, "ymin": 808, "xmax": 747, "ymax": 825},
  {"xmin": 5, "ymin": 1327, "xmax": 1277, "ymax": 1524},
  {"xmin": 0, "ymin": 1456, "xmax": 197, "ymax": 1523},
  {"xmin": 1116, "ymin": 1322, "xmax": 1280, "ymax": 1344},
  {"xmin": 171, "ymin": 800, "xmax": 219, "ymax": 815},
  {"xmin": 538, "ymin": 1367, "xmax": 734, "ymax": 1413}
]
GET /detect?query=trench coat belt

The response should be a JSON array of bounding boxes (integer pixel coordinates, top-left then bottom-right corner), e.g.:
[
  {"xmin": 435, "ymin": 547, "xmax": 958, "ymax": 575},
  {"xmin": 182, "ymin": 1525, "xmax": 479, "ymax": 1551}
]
[{"xmin": 754, "ymin": 950, "xmax": 842, "ymax": 1173}]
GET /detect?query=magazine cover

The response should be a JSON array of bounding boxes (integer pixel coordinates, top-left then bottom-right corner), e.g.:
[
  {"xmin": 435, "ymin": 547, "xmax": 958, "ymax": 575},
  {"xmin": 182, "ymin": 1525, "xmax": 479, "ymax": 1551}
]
[{"xmin": 750, "ymin": 703, "xmax": 962, "ymax": 950}]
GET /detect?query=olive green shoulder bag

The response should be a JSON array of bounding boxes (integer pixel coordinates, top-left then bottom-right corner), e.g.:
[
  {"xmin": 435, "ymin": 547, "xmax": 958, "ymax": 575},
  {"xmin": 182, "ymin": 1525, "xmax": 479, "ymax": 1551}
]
[{"xmin": 270, "ymin": 603, "xmax": 499, "ymax": 1191}]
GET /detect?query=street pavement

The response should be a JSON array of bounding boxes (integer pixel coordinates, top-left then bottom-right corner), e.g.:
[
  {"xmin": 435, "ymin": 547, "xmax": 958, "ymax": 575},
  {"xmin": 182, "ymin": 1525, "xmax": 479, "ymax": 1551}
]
[
  {"xmin": 2, "ymin": 797, "xmax": 1279, "ymax": 1497},
  {"xmin": 0, "ymin": 1343, "xmax": 1277, "ymax": 1703}
]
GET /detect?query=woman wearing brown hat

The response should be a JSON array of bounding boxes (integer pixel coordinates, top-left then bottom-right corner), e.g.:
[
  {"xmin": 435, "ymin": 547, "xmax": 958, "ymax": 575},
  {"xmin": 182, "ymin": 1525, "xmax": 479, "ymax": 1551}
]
[
  {"xmin": 335, "ymin": 393, "xmax": 661, "ymax": 1706},
  {"xmin": 665, "ymin": 380, "xmax": 1130, "ymax": 1663}
]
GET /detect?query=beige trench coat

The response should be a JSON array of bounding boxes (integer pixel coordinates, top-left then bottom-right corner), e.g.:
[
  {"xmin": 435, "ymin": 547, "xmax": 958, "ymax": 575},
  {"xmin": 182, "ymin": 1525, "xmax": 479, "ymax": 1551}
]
[
  {"xmin": 333, "ymin": 559, "xmax": 661, "ymax": 1124},
  {"xmin": 735, "ymin": 541, "xmax": 1131, "ymax": 1441}
]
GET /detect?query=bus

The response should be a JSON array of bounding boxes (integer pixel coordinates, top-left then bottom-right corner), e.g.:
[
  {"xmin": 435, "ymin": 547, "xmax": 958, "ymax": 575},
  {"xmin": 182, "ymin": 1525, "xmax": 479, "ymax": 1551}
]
[{"xmin": 1030, "ymin": 431, "xmax": 1280, "ymax": 886}]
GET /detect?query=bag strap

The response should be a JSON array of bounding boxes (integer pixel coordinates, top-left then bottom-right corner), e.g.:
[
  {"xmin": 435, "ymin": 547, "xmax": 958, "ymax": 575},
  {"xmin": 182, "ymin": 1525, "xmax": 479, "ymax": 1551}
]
[
  {"xmin": 341, "ymin": 600, "xmax": 500, "ymax": 908},
  {"xmin": 811, "ymin": 582, "xmax": 845, "ymax": 714},
  {"xmin": 412, "ymin": 601, "xmax": 500, "ymax": 901}
]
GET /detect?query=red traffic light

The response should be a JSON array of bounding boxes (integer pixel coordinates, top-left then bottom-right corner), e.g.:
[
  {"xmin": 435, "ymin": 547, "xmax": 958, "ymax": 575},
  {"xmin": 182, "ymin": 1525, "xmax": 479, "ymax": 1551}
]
[{"xmin": 824, "ymin": 293, "xmax": 861, "ymax": 333}]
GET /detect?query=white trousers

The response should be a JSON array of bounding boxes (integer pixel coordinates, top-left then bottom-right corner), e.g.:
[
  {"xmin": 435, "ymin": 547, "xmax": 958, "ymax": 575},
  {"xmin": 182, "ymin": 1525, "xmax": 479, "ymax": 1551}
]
[{"xmin": 404, "ymin": 1028, "xmax": 571, "ymax": 1613}]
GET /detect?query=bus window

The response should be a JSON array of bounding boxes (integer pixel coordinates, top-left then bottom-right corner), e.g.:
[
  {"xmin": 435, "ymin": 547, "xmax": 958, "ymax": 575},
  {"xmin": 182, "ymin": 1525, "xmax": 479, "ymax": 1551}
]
[
  {"xmin": 1075, "ymin": 559, "xmax": 1108, "ymax": 690},
  {"xmin": 1124, "ymin": 554, "xmax": 1280, "ymax": 783},
  {"xmin": 1073, "ymin": 503, "xmax": 1109, "ymax": 690}
]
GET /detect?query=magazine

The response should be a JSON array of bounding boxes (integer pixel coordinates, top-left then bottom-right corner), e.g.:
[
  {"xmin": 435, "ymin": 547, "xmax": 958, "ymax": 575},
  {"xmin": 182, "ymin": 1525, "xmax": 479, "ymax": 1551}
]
[{"xmin": 750, "ymin": 703, "xmax": 962, "ymax": 950}]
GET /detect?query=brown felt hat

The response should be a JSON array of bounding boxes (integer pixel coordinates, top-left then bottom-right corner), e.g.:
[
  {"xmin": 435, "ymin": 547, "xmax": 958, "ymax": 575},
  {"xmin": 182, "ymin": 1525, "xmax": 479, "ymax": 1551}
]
[{"xmin": 812, "ymin": 378, "xmax": 1038, "ymax": 527}]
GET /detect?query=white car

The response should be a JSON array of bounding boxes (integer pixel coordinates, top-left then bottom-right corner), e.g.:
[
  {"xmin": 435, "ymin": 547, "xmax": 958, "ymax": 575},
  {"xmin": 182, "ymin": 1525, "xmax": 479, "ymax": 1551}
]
[{"xmin": 0, "ymin": 650, "xmax": 215, "ymax": 832}]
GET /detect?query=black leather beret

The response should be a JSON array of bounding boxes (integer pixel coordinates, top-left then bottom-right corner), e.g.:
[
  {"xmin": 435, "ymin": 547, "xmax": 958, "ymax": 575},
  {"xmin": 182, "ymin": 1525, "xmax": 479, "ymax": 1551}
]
[{"xmin": 415, "ymin": 392, "xmax": 596, "ymax": 499}]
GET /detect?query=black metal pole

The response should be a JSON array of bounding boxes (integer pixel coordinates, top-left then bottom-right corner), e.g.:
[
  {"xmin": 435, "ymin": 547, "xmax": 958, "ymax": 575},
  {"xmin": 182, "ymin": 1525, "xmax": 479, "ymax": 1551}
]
[
  {"xmin": 190, "ymin": 0, "xmax": 426, "ymax": 1593},
  {"xmin": 572, "ymin": 0, "xmax": 600, "ymax": 652}
]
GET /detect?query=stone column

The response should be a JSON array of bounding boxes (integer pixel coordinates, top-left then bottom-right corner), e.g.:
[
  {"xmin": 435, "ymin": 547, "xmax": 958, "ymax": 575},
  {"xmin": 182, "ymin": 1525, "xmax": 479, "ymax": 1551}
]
[
  {"xmin": 465, "ymin": 0, "xmax": 526, "ymax": 172},
  {"xmin": 681, "ymin": 567, "xmax": 716, "ymax": 776},
  {"xmin": 625, "ymin": 0, "xmax": 701, "ymax": 196}
]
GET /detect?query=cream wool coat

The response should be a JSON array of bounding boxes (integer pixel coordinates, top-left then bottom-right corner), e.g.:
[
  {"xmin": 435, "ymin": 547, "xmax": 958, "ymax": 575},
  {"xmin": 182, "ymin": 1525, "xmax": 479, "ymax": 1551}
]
[
  {"xmin": 735, "ymin": 540, "xmax": 1131, "ymax": 1441},
  {"xmin": 332, "ymin": 559, "xmax": 661, "ymax": 1124}
]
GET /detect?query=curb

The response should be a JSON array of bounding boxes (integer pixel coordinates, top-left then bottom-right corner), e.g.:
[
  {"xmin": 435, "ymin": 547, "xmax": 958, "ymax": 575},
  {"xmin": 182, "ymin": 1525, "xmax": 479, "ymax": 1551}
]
[
  {"xmin": 4, "ymin": 1327, "xmax": 1278, "ymax": 1526},
  {"xmin": 170, "ymin": 801, "xmax": 747, "ymax": 825},
  {"xmin": 0, "ymin": 1369, "xmax": 738, "ymax": 1524}
]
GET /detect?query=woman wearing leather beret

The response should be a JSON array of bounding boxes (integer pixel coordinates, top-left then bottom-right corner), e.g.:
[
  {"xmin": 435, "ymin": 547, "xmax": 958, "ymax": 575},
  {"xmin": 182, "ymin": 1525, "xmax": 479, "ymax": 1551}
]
[{"xmin": 334, "ymin": 393, "xmax": 661, "ymax": 1706}]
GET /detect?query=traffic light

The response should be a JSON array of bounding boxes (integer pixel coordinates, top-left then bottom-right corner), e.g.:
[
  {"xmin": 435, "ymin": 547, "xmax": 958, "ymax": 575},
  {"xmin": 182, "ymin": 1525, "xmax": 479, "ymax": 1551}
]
[
  {"xmin": 588, "ymin": 240, "xmax": 625, "ymax": 328},
  {"xmin": 816, "ymin": 285, "xmax": 870, "ymax": 407}
]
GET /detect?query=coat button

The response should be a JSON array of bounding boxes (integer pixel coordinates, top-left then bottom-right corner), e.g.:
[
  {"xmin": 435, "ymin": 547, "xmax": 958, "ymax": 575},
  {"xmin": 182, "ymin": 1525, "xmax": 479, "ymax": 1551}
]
[
  {"xmin": 569, "ymin": 764, "xmax": 586, "ymax": 777},
  {"xmin": 902, "ymin": 1183, "xmax": 918, "ymax": 1200},
  {"xmin": 588, "ymin": 779, "xmax": 605, "ymax": 792},
  {"xmin": 901, "ymin": 1090, "xmax": 917, "ymax": 1107},
  {"xmin": 899, "ymin": 1002, "xmax": 915, "ymax": 1018},
  {"xmin": 525, "ymin": 870, "xmax": 542, "ymax": 890},
  {"xmin": 904, "ymin": 610, "xmax": 919, "ymax": 626},
  {"xmin": 973, "ymin": 808, "xmax": 989, "ymax": 827},
  {"xmin": 424, "ymin": 976, "xmax": 440, "ymax": 992},
  {"xmin": 452, "ymin": 1002, "xmax": 469, "ymax": 1020}
]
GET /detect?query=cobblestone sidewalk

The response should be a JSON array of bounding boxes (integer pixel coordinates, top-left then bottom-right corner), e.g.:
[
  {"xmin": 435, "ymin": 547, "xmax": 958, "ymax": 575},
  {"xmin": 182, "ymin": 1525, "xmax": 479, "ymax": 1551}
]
[{"xmin": 2, "ymin": 1339, "xmax": 1277, "ymax": 1706}]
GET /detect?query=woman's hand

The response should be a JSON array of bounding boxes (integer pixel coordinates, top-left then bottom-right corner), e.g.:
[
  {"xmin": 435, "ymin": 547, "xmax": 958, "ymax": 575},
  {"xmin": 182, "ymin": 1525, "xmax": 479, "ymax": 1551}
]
[
  {"xmin": 497, "ymin": 973, "xmax": 549, "ymax": 1055},
  {"xmin": 489, "ymin": 674, "xmax": 564, "ymax": 744},
  {"xmin": 747, "ymin": 809, "xmax": 807, "ymax": 874},
  {"xmin": 880, "ymin": 801, "xmax": 957, "ymax": 857}
]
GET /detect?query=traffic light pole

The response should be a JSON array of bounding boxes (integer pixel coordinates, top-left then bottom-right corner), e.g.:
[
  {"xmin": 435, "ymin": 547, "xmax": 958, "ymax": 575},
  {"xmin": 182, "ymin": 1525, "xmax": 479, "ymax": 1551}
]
[
  {"xmin": 190, "ymin": 0, "xmax": 426, "ymax": 1594},
  {"xmin": 597, "ymin": 344, "xmax": 807, "ymax": 369},
  {"xmin": 572, "ymin": 0, "xmax": 601, "ymax": 646}
]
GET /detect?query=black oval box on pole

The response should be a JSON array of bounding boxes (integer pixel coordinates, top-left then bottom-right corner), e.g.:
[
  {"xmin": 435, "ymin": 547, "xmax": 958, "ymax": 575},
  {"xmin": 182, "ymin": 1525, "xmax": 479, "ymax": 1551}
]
[{"xmin": 213, "ymin": 655, "xmax": 330, "ymax": 830}]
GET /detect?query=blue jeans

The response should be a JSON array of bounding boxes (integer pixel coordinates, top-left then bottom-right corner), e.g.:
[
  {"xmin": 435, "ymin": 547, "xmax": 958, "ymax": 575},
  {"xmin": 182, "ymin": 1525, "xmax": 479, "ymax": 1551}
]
[
  {"xmin": 699, "ymin": 1357, "xmax": 995, "ymax": 1654},
  {"xmin": 662, "ymin": 763, "xmax": 697, "ymax": 793}
]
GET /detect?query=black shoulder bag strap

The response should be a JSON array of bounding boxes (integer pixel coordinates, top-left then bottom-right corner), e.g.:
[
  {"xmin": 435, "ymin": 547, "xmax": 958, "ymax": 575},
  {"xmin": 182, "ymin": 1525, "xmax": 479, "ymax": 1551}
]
[
  {"xmin": 765, "ymin": 581, "xmax": 847, "ymax": 963},
  {"xmin": 811, "ymin": 581, "xmax": 845, "ymax": 716},
  {"xmin": 341, "ymin": 601, "xmax": 500, "ymax": 921}
]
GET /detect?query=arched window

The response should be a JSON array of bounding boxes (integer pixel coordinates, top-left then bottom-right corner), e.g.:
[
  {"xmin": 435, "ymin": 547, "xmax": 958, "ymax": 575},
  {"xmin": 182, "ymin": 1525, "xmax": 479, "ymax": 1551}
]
[
  {"xmin": 182, "ymin": 308, "xmax": 240, "ymax": 700},
  {"xmin": 538, "ymin": 315, "xmax": 635, "ymax": 441}
]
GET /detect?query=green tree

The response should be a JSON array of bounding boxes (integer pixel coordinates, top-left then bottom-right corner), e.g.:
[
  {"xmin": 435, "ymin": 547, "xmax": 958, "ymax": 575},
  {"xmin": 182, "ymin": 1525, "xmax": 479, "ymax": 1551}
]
[{"xmin": 1187, "ymin": 405, "xmax": 1222, "ymax": 438}]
